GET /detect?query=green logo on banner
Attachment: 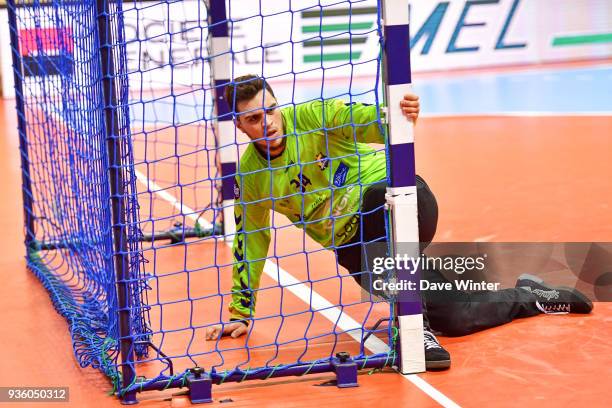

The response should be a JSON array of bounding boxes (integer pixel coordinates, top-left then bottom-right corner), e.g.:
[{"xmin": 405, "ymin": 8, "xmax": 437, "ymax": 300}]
[{"xmin": 300, "ymin": 6, "xmax": 377, "ymax": 63}]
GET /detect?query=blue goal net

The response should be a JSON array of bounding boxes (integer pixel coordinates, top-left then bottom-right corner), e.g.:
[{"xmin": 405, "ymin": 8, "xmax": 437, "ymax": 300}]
[{"xmin": 8, "ymin": 0, "xmax": 422, "ymax": 402}]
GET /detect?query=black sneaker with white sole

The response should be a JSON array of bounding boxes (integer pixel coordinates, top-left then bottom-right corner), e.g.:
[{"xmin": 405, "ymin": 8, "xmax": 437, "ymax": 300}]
[
  {"xmin": 424, "ymin": 330, "xmax": 451, "ymax": 370},
  {"xmin": 515, "ymin": 274, "xmax": 593, "ymax": 314}
]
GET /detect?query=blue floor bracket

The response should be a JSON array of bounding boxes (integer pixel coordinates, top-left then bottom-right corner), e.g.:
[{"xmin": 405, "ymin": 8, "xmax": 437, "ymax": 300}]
[
  {"xmin": 186, "ymin": 367, "xmax": 213, "ymax": 404},
  {"xmin": 332, "ymin": 352, "xmax": 359, "ymax": 388}
]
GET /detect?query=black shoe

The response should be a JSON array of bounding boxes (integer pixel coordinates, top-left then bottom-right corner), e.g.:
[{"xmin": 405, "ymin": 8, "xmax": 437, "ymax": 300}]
[
  {"xmin": 515, "ymin": 274, "xmax": 593, "ymax": 314},
  {"xmin": 424, "ymin": 330, "xmax": 451, "ymax": 370}
]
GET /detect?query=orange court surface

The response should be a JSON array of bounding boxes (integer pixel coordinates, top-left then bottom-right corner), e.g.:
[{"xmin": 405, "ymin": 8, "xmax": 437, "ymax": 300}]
[{"xmin": 1, "ymin": 59, "xmax": 612, "ymax": 407}]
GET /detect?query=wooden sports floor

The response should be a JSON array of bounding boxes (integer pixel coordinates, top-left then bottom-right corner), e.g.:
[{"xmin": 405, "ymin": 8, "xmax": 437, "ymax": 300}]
[{"xmin": 1, "ymin": 66, "xmax": 611, "ymax": 407}]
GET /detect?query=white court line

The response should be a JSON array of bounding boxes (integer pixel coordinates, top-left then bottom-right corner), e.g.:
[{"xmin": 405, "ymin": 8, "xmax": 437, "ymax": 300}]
[
  {"xmin": 474, "ymin": 234, "xmax": 497, "ymax": 243},
  {"xmin": 134, "ymin": 170, "xmax": 198, "ymax": 219},
  {"xmin": 135, "ymin": 169, "xmax": 461, "ymax": 408}
]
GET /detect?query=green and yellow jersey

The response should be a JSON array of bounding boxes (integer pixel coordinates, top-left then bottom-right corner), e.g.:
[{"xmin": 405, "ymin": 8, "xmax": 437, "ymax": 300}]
[{"xmin": 229, "ymin": 99, "xmax": 388, "ymax": 321}]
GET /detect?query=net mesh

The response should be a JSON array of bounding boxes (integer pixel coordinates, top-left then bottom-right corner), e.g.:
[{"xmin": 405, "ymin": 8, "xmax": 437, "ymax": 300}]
[
  {"xmin": 9, "ymin": 0, "xmax": 397, "ymax": 397},
  {"xmin": 9, "ymin": 0, "xmax": 150, "ymax": 383}
]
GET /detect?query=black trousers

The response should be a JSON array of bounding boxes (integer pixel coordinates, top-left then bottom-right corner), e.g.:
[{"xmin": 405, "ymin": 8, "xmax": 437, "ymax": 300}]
[{"xmin": 336, "ymin": 176, "xmax": 541, "ymax": 337}]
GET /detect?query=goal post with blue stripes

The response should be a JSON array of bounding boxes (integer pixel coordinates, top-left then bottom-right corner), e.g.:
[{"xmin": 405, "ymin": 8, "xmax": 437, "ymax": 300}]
[
  {"xmin": 209, "ymin": 0, "xmax": 237, "ymax": 239},
  {"xmin": 7, "ymin": 0, "xmax": 424, "ymax": 403},
  {"xmin": 380, "ymin": 0, "xmax": 426, "ymax": 374}
]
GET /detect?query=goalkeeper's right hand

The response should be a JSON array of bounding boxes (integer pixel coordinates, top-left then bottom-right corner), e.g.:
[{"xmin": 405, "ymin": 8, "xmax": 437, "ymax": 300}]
[{"xmin": 205, "ymin": 321, "xmax": 248, "ymax": 340}]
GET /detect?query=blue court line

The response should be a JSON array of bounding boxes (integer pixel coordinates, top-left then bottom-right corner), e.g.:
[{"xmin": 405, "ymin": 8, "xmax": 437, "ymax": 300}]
[
  {"xmin": 130, "ymin": 64, "xmax": 612, "ymax": 126},
  {"xmin": 414, "ymin": 65, "xmax": 612, "ymax": 115},
  {"xmin": 272, "ymin": 64, "xmax": 612, "ymax": 115}
]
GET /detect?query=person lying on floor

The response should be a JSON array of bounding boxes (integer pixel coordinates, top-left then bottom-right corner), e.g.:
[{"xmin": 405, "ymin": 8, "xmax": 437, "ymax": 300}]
[{"xmin": 205, "ymin": 75, "xmax": 593, "ymax": 372}]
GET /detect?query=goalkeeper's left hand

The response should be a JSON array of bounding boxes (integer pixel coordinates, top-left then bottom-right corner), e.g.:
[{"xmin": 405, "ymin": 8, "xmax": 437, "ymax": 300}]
[
  {"xmin": 205, "ymin": 321, "xmax": 248, "ymax": 340},
  {"xmin": 400, "ymin": 93, "xmax": 420, "ymax": 124}
]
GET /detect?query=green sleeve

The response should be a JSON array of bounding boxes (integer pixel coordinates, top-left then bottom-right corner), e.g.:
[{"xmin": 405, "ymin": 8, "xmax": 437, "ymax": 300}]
[
  {"xmin": 325, "ymin": 99, "xmax": 385, "ymax": 144},
  {"xmin": 228, "ymin": 177, "xmax": 271, "ymax": 321}
]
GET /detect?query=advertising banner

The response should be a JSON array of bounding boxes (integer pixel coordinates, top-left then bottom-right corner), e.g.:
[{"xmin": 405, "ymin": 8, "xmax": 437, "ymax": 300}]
[{"xmin": 1, "ymin": 0, "xmax": 610, "ymax": 98}]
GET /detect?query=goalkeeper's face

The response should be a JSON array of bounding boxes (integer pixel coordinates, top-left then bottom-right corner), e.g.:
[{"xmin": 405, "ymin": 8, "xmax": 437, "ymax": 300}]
[{"xmin": 235, "ymin": 90, "xmax": 285, "ymax": 156}]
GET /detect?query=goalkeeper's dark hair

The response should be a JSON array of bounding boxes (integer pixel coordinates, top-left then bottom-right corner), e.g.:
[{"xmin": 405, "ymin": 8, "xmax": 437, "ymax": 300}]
[{"xmin": 224, "ymin": 74, "xmax": 276, "ymax": 114}]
